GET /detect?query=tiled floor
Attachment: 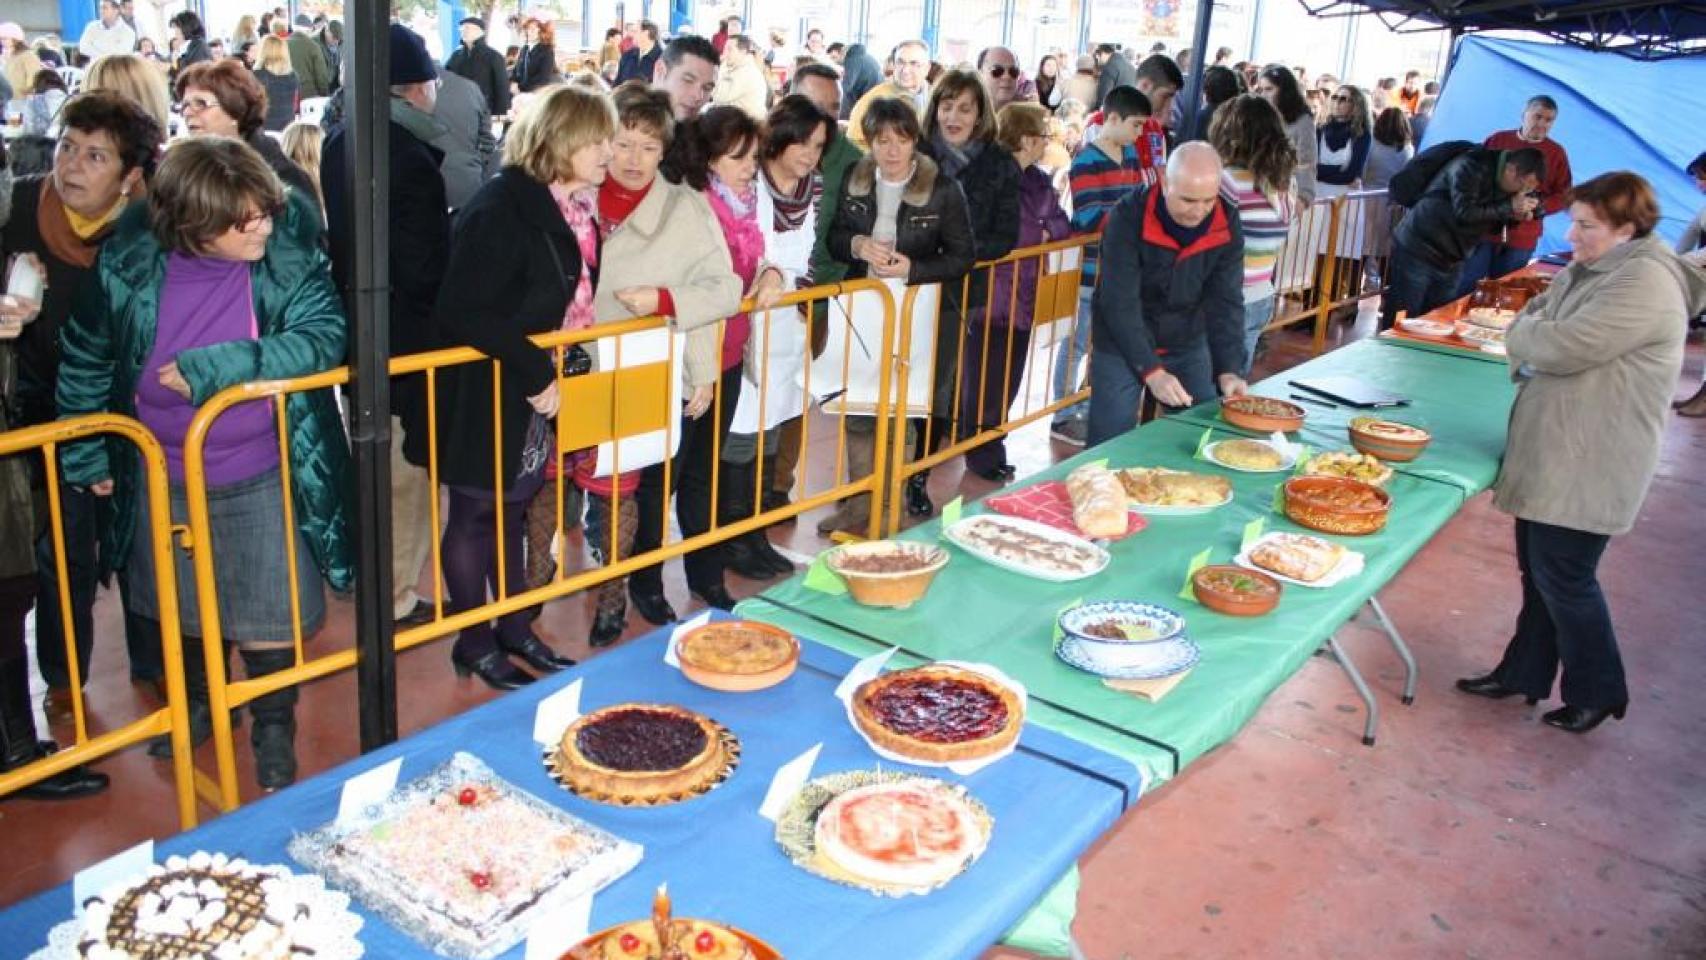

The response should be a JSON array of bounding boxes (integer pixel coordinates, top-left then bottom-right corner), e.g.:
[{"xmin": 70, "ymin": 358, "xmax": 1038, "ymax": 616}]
[{"xmin": 6, "ymin": 314, "xmax": 1705, "ymax": 958}]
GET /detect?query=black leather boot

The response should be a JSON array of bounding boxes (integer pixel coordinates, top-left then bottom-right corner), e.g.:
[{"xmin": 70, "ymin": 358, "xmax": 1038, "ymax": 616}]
[
  {"xmin": 719, "ymin": 461, "xmax": 779, "ymax": 580},
  {"xmin": 1, "ymin": 654, "xmax": 108, "ymax": 800},
  {"xmin": 904, "ymin": 473, "xmax": 934, "ymax": 518},
  {"xmin": 147, "ymin": 639, "xmax": 238, "ymax": 759},
  {"xmin": 240, "ymin": 649, "xmax": 298, "ymax": 791}
]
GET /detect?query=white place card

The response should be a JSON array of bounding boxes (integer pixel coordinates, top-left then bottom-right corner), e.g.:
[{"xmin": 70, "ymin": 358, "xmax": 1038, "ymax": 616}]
[
  {"xmin": 524, "ymin": 892, "xmax": 593, "ymax": 960},
  {"xmin": 834, "ymin": 646, "xmax": 899, "ymax": 702},
  {"xmin": 335, "ymin": 756, "xmax": 403, "ymax": 827},
  {"xmin": 532, "ymin": 678, "xmax": 584, "ymax": 749},
  {"xmin": 758, "ymin": 743, "xmax": 822, "ymax": 823},
  {"xmin": 664, "ymin": 611, "xmax": 713, "ymax": 669},
  {"xmin": 73, "ymin": 839, "xmax": 154, "ymax": 912}
]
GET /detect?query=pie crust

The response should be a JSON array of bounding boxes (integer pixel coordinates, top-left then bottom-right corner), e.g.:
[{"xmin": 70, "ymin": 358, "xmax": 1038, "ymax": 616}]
[
  {"xmin": 555, "ymin": 704, "xmax": 729, "ymax": 803},
  {"xmin": 585, "ymin": 919, "xmax": 753, "ymax": 959},
  {"xmin": 851, "ymin": 666, "xmax": 1022, "ymax": 764},
  {"xmin": 676, "ymin": 621, "xmax": 799, "ymax": 692}
]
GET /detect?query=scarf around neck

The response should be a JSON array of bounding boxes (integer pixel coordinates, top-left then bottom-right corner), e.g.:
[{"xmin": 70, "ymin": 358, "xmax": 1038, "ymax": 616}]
[
  {"xmin": 932, "ymin": 132, "xmax": 983, "ymax": 181},
  {"xmin": 761, "ymin": 164, "xmax": 820, "ymax": 235},
  {"xmin": 709, "ymin": 171, "xmax": 757, "ymax": 220},
  {"xmin": 548, "ymin": 181, "xmax": 600, "ymax": 331},
  {"xmin": 39, "ymin": 179, "xmax": 127, "ymax": 269}
]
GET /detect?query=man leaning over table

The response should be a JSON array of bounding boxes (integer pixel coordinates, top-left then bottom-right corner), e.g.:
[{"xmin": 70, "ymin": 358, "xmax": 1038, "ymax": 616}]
[
  {"xmin": 1087, "ymin": 142, "xmax": 1249, "ymax": 446},
  {"xmin": 1455, "ymin": 95, "xmax": 1573, "ymax": 296}
]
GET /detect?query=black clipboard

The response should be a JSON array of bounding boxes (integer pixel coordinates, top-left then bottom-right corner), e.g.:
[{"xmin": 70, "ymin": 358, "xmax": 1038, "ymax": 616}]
[{"xmin": 1288, "ymin": 376, "xmax": 1410, "ymax": 409}]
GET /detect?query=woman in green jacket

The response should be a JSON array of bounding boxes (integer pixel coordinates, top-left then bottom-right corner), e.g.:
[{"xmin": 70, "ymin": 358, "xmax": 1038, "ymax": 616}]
[{"xmin": 55, "ymin": 138, "xmax": 353, "ymax": 791}]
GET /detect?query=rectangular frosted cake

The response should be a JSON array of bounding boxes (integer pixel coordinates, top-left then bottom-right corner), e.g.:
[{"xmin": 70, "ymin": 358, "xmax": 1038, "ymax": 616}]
[{"xmin": 289, "ymin": 752, "xmax": 642, "ymax": 959}]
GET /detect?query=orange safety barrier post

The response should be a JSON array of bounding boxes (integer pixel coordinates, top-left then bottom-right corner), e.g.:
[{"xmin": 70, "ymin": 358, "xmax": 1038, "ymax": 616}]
[
  {"xmin": 884, "ymin": 236, "xmax": 1093, "ymax": 535},
  {"xmin": 0, "ymin": 414, "xmax": 198, "ymax": 828},
  {"xmin": 181, "ymin": 280, "xmax": 897, "ymax": 811}
]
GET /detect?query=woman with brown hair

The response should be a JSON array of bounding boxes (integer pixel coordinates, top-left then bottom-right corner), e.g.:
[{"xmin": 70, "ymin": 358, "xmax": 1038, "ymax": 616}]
[
  {"xmin": 176, "ymin": 59, "xmax": 319, "ymax": 213},
  {"xmin": 1458, "ymin": 172, "xmax": 1706, "ymax": 734},
  {"xmin": 1211, "ymin": 94, "xmax": 1297, "ymax": 375},
  {"xmin": 510, "ymin": 18, "xmax": 559, "ymax": 94},
  {"xmin": 56, "ymin": 136, "xmax": 353, "ymax": 789}
]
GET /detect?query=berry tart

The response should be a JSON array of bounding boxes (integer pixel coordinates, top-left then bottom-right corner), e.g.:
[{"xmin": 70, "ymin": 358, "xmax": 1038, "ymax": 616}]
[
  {"xmin": 552, "ymin": 704, "xmax": 738, "ymax": 805},
  {"xmin": 850, "ymin": 665, "xmax": 1022, "ymax": 764}
]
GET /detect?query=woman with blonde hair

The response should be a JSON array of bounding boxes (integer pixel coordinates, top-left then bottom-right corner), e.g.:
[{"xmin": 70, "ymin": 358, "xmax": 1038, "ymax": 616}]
[
  {"xmin": 232, "ymin": 14, "xmax": 258, "ymax": 48},
  {"xmin": 280, "ymin": 121, "xmax": 323, "ymax": 211},
  {"xmin": 84, "ymin": 54, "xmax": 173, "ymax": 135},
  {"xmin": 254, "ymin": 34, "xmax": 297, "ymax": 132},
  {"xmin": 430, "ymin": 84, "xmax": 616, "ymax": 686},
  {"xmin": 3, "ymin": 49, "xmax": 45, "ymax": 107}
]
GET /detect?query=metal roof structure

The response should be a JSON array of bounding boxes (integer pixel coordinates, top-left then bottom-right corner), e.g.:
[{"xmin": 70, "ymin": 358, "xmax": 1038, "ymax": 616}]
[{"xmin": 1295, "ymin": 0, "xmax": 1706, "ymax": 58}]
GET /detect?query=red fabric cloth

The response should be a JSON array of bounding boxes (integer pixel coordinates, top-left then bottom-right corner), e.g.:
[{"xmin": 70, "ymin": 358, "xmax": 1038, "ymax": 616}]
[
  {"xmin": 1481, "ymin": 130, "xmax": 1573, "ymax": 250},
  {"xmin": 984, "ymin": 482, "xmax": 1148, "ymax": 540}
]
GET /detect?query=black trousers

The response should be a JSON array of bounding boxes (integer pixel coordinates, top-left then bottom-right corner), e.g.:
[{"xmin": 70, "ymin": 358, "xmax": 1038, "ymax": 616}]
[
  {"xmin": 630, "ymin": 364, "xmax": 742, "ymax": 597},
  {"xmin": 34, "ymin": 485, "xmax": 163, "ymax": 687},
  {"xmin": 1491, "ymin": 518, "xmax": 1627, "ymax": 709}
]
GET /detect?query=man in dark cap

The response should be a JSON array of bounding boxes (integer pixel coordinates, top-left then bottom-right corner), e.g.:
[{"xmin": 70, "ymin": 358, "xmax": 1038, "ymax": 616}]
[
  {"xmin": 289, "ymin": 13, "xmax": 333, "ymax": 97},
  {"xmin": 321, "ymin": 25, "xmax": 451, "ymax": 628},
  {"xmin": 446, "ymin": 16, "xmax": 510, "ymax": 117}
]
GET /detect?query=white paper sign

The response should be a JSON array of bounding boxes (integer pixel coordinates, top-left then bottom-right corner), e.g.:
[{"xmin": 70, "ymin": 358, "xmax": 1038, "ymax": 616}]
[
  {"xmin": 810, "ymin": 279, "xmax": 941, "ymax": 418},
  {"xmin": 74, "ymin": 839, "xmax": 154, "ymax": 912},
  {"xmin": 532, "ymin": 678, "xmax": 584, "ymax": 748},
  {"xmin": 834, "ymin": 646, "xmax": 899, "ymax": 701},
  {"xmin": 589, "ymin": 327, "xmax": 687, "ymax": 479},
  {"xmin": 524, "ymin": 893, "xmax": 593, "ymax": 960},
  {"xmin": 336, "ymin": 756, "xmax": 403, "ymax": 827},
  {"xmin": 759, "ymin": 743, "xmax": 823, "ymax": 823},
  {"xmin": 1270, "ymin": 430, "xmax": 1300, "ymax": 460},
  {"xmin": 664, "ymin": 611, "xmax": 713, "ymax": 669}
]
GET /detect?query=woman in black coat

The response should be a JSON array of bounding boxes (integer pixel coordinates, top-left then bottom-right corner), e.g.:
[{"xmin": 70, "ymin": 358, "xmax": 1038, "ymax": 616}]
[
  {"xmin": 817, "ymin": 96, "xmax": 975, "ymax": 537},
  {"xmin": 509, "ymin": 18, "xmax": 560, "ymax": 94},
  {"xmin": 914, "ymin": 69, "xmax": 1020, "ymax": 511},
  {"xmin": 432, "ymin": 87, "xmax": 611, "ymax": 689}
]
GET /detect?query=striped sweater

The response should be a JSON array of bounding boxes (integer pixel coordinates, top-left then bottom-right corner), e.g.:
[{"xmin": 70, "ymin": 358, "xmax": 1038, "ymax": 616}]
[
  {"xmin": 1069, "ymin": 142, "xmax": 1144, "ymax": 288},
  {"xmin": 1219, "ymin": 167, "xmax": 1295, "ymax": 303}
]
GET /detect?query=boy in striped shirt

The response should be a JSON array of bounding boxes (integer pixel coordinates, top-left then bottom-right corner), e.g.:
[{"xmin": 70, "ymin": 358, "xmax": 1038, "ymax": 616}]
[{"xmin": 1050, "ymin": 85, "xmax": 1153, "ymax": 445}]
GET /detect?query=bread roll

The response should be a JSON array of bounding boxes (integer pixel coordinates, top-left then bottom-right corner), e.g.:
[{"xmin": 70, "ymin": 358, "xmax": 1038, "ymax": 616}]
[{"xmin": 1066, "ymin": 464, "xmax": 1128, "ymax": 538}]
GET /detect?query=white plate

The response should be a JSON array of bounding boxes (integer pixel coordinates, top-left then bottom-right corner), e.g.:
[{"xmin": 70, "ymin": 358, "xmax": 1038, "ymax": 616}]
[
  {"xmin": 1055, "ymin": 633, "xmax": 1200, "ymax": 680},
  {"xmin": 1130, "ymin": 492, "xmax": 1234, "ymax": 517},
  {"xmin": 1233, "ymin": 533, "xmax": 1366, "ymax": 589},
  {"xmin": 1204, "ymin": 440, "xmax": 1299, "ymax": 474},
  {"xmin": 1398, "ymin": 317, "xmax": 1456, "ymax": 338},
  {"xmin": 942, "ymin": 514, "xmax": 1110, "ymax": 581}
]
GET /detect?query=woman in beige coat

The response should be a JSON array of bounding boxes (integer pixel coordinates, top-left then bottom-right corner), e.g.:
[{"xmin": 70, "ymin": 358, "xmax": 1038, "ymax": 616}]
[{"xmin": 1457, "ymin": 172, "xmax": 1706, "ymax": 734}]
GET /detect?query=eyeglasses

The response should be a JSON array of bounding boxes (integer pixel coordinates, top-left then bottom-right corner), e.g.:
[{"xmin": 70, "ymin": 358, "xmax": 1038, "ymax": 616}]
[
  {"xmin": 180, "ymin": 96, "xmax": 221, "ymax": 114},
  {"xmin": 1330, "ymin": 94, "xmax": 1350, "ymax": 102},
  {"xmin": 986, "ymin": 65, "xmax": 1016, "ymax": 79},
  {"xmin": 233, "ymin": 203, "xmax": 282, "ymax": 234}
]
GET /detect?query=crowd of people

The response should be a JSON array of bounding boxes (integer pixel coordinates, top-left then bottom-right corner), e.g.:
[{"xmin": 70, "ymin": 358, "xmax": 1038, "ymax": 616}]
[{"xmin": 1, "ymin": 10, "xmax": 1703, "ymax": 806}]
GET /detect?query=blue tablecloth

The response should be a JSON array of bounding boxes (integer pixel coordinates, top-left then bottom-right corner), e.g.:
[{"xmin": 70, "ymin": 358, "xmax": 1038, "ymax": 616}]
[{"xmin": 2, "ymin": 615, "xmax": 1140, "ymax": 960}]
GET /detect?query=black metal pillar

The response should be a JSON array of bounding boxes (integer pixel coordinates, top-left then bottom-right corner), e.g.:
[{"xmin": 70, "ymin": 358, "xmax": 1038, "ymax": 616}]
[
  {"xmin": 345, "ymin": 0, "xmax": 397, "ymax": 752},
  {"xmin": 1177, "ymin": 0, "xmax": 1216, "ymax": 141}
]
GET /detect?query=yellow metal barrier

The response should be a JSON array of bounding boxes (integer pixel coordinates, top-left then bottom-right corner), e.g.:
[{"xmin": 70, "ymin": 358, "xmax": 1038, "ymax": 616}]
[
  {"xmin": 1266, "ymin": 189, "xmax": 1396, "ymax": 354},
  {"xmin": 180, "ymin": 280, "xmax": 898, "ymax": 812},
  {"xmin": 0, "ymin": 414, "xmax": 198, "ymax": 829},
  {"xmin": 884, "ymin": 235, "xmax": 1096, "ymax": 534}
]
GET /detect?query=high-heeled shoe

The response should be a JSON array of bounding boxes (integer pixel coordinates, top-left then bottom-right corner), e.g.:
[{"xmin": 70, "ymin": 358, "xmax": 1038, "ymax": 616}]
[
  {"xmin": 498, "ymin": 633, "xmax": 575, "ymax": 673},
  {"xmin": 1542, "ymin": 703, "xmax": 1625, "ymax": 733},
  {"xmin": 451, "ymin": 649, "xmax": 535, "ymax": 691},
  {"xmin": 589, "ymin": 610, "xmax": 626, "ymax": 649},
  {"xmin": 1454, "ymin": 673, "xmax": 1540, "ymax": 705},
  {"xmin": 904, "ymin": 474, "xmax": 934, "ymax": 517},
  {"xmin": 694, "ymin": 584, "xmax": 737, "ymax": 611}
]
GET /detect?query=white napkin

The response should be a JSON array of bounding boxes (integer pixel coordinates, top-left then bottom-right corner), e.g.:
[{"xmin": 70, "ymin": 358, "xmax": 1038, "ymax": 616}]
[{"xmin": 524, "ymin": 892, "xmax": 593, "ymax": 960}]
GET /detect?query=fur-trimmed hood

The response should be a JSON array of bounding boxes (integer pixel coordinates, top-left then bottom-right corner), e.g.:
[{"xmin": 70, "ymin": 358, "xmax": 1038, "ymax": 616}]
[{"xmin": 843, "ymin": 152, "xmax": 941, "ymax": 208}]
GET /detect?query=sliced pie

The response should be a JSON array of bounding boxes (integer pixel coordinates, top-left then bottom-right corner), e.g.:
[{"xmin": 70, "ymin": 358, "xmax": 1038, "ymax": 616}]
[
  {"xmin": 851, "ymin": 665, "xmax": 1022, "ymax": 764},
  {"xmin": 556, "ymin": 704, "xmax": 729, "ymax": 803},
  {"xmin": 814, "ymin": 780, "xmax": 989, "ymax": 890}
]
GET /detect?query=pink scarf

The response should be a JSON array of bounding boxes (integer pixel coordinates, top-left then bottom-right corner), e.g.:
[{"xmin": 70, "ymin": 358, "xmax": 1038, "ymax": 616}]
[
  {"xmin": 703, "ymin": 175, "xmax": 762, "ymax": 370},
  {"xmin": 548, "ymin": 182, "xmax": 600, "ymax": 331}
]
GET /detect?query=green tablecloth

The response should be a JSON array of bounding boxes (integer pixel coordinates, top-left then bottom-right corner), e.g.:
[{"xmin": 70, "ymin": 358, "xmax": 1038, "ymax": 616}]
[
  {"xmin": 1167, "ymin": 338, "xmax": 1516, "ymax": 496},
  {"xmin": 739, "ymin": 417, "xmax": 1466, "ymax": 788},
  {"xmin": 1376, "ymin": 330, "xmax": 1512, "ymax": 365}
]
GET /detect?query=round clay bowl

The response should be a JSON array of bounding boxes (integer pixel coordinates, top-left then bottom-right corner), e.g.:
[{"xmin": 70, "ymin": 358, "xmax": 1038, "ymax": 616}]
[
  {"xmin": 1348, "ymin": 418, "xmax": 1432, "ymax": 462},
  {"xmin": 1192, "ymin": 565, "xmax": 1282, "ymax": 617},
  {"xmin": 825, "ymin": 540, "xmax": 950, "ymax": 608},
  {"xmin": 1220, "ymin": 395, "xmax": 1306, "ymax": 434},
  {"xmin": 1283, "ymin": 476, "xmax": 1392, "ymax": 536},
  {"xmin": 677, "ymin": 620, "xmax": 800, "ymax": 692}
]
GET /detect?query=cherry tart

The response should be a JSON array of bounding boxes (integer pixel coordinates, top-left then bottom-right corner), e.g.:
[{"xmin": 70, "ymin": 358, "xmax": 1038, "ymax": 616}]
[{"xmin": 851, "ymin": 665, "xmax": 1022, "ymax": 764}]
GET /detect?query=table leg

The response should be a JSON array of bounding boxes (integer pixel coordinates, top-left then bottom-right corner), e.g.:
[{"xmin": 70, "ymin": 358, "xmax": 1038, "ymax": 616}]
[
  {"xmin": 1366, "ymin": 596, "xmax": 1418, "ymax": 705},
  {"xmin": 1325, "ymin": 632, "xmax": 1379, "ymax": 747}
]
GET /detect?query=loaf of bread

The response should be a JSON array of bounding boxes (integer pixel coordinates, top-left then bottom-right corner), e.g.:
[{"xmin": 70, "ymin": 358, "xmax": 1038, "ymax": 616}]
[{"xmin": 1065, "ymin": 464, "xmax": 1128, "ymax": 538}]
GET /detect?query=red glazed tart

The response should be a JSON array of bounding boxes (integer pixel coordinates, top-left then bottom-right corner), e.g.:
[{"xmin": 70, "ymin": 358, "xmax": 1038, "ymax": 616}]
[{"xmin": 851, "ymin": 666, "xmax": 1022, "ymax": 764}]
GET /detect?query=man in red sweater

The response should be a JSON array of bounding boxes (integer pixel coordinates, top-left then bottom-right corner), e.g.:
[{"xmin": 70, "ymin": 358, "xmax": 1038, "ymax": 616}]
[{"xmin": 1457, "ymin": 94, "xmax": 1572, "ymax": 293}]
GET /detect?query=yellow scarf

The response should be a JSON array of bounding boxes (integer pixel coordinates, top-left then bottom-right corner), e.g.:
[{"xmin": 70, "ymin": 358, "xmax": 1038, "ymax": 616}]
[{"xmin": 63, "ymin": 196, "xmax": 128, "ymax": 240}]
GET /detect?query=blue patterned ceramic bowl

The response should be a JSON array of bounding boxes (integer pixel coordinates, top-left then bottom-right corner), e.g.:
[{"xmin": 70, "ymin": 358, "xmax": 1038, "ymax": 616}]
[{"xmin": 1058, "ymin": 601, "xmax": 1189, "ymax": 670}]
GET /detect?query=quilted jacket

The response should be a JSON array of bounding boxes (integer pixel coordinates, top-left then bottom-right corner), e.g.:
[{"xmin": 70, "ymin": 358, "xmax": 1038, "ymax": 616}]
[{"xmin": 54, "ymin": 190, "xmax": 355, "ymax": 590}]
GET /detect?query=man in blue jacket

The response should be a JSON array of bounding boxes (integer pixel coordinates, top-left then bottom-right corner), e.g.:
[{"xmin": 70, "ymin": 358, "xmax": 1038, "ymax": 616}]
[{"xmin": 1088, "ymin": 142, "xmax": 1249, "ymax": 445}]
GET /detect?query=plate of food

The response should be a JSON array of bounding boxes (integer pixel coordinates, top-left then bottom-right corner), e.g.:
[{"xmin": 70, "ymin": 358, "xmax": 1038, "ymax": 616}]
[
  {"xmin": 1220, "ymin": 395, "xmax": 1307, "ymax": 433},
  {"xmin": 546, "ymin": 704, "xmax": 740, "ymax": 806},
  {"xmin": 1455, "ymin": 323, "xmax": 1509, "ymax": 353},
  {"xmin": 1204, "ymin": 437, "xmax": 1298, "ymax": 473},
  {"xmin": 1117, "ymin": 467, "xmax": 1234, "ymax": 516},
  {"xmin": 824, "ymin": 540, "xmax": 950, "ymax": 608},
  {"xmin": 1397, "ymin": 316, "xmax": 1457, "ymax": 338},
  {"xmin": 568, "ymin": 885, "xmax": 779, "ymax": 959},
  {"xmin": 287, "ymin": 752, "xmax": 640, "ymax": 960},
  {"xmin": 1463, "ymin": 306, "xmax": 1517, "ymax": 330},
  {"xmin": 846, "ymin": 662, "xmax": 1025, "ymax": 769},
  {"xmin": 1302, "ymin": 451, "xmax": 1393, "ymax": 488},
  {"xmin": 1052, "ymin": 631, "xmax": 1200, "ymax": 680},
  {"xmin": 1235, "ymin": 531, "xmax": 1364, "ymax": 588},
  {"xmin": 942, "ymin": 514, "xmax": 1110, "ymax": 581},
  {"xmin": 774, "ymin": 770, "xmax": 993, "ymax": 898}
]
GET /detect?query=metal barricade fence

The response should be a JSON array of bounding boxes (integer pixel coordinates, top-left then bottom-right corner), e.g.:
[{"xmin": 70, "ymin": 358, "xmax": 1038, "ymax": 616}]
[
  {"xmin": 1265, "ymin": 189, "xmax": 1396, "ymax": 353},
  {"xmin": 884, "ymin": 235, "xmax": 1095, "ymax": 535},
  {"xmin": 179, "ymin": 280, "xmax": 898, "ymax": 811},
  {"xmin": 0, "ymin": 415, "xmax": 198, "ymax": 828}
]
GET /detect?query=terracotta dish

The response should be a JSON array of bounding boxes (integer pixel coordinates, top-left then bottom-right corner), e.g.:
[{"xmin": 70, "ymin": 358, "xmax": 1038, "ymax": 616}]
[
  {"xmin": 1192, "ymin": 564, "xmax": 1283, "ymax": 617},
  {"xmin": 1220, "ymin": 395, "xmax": 1306, "ymax": 433},
  {"xmin": 1283, "ymin": 476, "xmax": 1392, "ymax": 536},
  {"xmin": 825, "ymin": 541, "xmax": 950, "ymax": 608},
  {"xmin": 676, "ymin": 620, "xmax": 799, "ymax": 692},
  {"xmin": 1348, "ymin": 417, "xmax": 1432, "ymax": 462}
]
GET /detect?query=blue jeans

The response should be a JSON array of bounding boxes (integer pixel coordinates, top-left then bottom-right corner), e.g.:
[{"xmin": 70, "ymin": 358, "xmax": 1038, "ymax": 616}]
[
  {"xmin": 1455, "ymin": 241, "xmax": 1534, "ymax": 299},
  {"xmin": 1491, "ymin": 518, "xmax": 1625, "ymax": 709},
  {"xmin": 1241, "ymin": 296, "xmax": 1275, "ymax": 378},
  {"xmin": 1087, "ymin": 338, "xmax": 1213, "ymax": 447},
  {"xmin": 1050, "ymin": 287, "xmax": 1094, "ymax": 424},
  {"xmin": 1381, "ymin": 245, "xmax": 1463, "ymax": 330}
]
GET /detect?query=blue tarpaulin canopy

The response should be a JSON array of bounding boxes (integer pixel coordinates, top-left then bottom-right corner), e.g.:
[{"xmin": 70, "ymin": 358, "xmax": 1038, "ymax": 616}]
[
  {"xmin": 1419, "ymin": 35, "xmax": 1705, "ymax": 253},
  {"xmin": 1299, "ymin": 0, "xmax": 1706, "ymax": 59}
]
